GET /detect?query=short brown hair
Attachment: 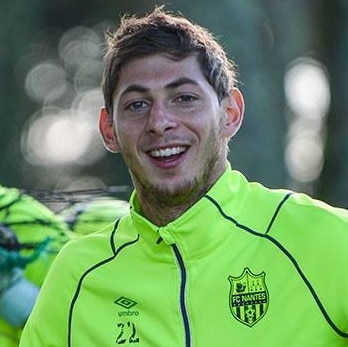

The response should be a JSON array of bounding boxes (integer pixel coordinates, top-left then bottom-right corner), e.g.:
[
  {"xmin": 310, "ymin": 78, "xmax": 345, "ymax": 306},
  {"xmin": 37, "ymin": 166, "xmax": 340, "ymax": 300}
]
[{"xmin": 102, "ymin": 6, "xmax": 237, "ymax": 114}]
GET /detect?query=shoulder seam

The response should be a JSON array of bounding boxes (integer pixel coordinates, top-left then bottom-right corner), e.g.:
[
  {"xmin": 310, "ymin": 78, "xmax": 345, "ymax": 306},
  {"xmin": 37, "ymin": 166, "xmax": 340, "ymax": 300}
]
[{"xmin": 265, "ymin": 191, "xmax": 293, "ymax": 234}]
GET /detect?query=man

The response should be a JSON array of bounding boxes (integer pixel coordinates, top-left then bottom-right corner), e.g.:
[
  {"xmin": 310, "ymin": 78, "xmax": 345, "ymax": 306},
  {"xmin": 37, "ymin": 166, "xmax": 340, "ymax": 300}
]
[{"xmin": 20, "ymin": 6, "xmax": 348, "ymax": 347}]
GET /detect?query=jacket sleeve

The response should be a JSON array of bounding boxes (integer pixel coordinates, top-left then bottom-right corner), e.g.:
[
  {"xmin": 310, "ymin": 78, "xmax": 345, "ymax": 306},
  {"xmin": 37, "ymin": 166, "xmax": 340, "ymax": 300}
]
[{"xmin": 267, "ymin": 192, "xmax": 348, "ymax": 335}]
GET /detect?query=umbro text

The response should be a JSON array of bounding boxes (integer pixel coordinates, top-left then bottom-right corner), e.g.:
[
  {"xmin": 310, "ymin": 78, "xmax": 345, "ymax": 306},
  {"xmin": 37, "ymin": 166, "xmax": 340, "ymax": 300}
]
[{"xmin": 118, "ymin": 311, "xmax": 140, "ymax": 317}]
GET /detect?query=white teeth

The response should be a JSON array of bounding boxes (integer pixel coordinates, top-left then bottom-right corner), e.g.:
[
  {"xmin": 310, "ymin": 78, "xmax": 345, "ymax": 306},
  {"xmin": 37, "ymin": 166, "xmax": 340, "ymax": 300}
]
[{"xmin": 150, "ymin": 146, "xmax": 186, "ymax": 158}]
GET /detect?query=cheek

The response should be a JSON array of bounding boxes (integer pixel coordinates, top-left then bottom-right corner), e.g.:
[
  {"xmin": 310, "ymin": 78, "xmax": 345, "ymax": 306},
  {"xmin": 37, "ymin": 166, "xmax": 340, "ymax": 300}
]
[
  {"xmin": 196, "ymin": 117, "xmax": 222, "ymax": 141},
  {"xmin": 115, "ymin": 126, "xmax": 146, "ymax": 165},
  {"xmin": 115, "ymin": 123, "xmax": 137, "ymax": 147}
]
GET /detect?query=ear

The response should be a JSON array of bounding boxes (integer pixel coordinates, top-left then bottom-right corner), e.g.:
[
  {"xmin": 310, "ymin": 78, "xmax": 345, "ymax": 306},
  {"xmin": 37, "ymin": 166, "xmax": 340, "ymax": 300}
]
[
  {"xmin": 221, "ymin": 88, "xmax": 244, "ymax": 139},
  {"xmin": 99, "ymin": 107, "xmax": 120, "ymax": 153}
]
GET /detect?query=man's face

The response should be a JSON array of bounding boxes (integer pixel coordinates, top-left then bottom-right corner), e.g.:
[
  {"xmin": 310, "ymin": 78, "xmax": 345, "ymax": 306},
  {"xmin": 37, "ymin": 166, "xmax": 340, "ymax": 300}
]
[{"xmin": 102, "ymin": 54, "xmax": 243, "ymax": 205}]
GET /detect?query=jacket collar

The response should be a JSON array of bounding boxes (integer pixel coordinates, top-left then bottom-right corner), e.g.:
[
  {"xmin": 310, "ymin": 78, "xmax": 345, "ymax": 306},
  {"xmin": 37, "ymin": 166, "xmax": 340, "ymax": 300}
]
[{"xmin": 129, "ymin": 163, "xmax": 246, "ymax": 258}]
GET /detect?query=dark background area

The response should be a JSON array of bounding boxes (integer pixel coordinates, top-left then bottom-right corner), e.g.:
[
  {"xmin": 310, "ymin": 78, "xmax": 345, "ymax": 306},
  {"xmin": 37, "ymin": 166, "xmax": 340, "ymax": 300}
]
[{"xmin": 1, "ymin": 0, "xmax": 348, "ymax": 207}]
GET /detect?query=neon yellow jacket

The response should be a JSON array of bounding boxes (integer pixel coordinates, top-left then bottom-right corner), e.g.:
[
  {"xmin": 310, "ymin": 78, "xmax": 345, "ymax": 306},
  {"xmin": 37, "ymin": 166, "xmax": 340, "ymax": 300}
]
[{"xmin": 20, "ymin": 166, "xmax": 348, "ymax": 346}]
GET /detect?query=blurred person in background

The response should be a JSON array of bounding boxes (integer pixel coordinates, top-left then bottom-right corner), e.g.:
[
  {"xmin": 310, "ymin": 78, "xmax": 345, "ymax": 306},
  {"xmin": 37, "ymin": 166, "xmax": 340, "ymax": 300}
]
[
  {"xmin": 59, "ymin": 197, "xmax": 129, "ymax": 235},
  {"xmin": 20, "ymin": 6, "xmax": 348, "ymax": 347},
  {"xmin": 0, "ymin": 184, "xmax": 72, "ymax": 347}
]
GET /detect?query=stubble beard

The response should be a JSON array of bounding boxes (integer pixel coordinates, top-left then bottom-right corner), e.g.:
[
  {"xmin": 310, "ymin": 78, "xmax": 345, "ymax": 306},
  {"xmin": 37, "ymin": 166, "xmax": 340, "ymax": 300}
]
[{"xmin": 129, "ymin": 131, "xmax": 226, "ymax": 210}]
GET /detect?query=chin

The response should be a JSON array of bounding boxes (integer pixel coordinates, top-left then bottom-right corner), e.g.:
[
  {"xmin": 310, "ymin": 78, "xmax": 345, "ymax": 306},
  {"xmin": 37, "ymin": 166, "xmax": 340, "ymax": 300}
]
[{"xmin": 148, "ymin": 177, "xmax": 204, "ymax": 205}]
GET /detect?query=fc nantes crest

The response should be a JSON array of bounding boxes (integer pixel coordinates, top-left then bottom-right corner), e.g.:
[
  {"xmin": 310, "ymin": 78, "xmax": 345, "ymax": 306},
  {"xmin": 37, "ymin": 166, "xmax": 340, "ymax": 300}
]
[{"xmin": 228, "ymin": 268, "xmax": 269, "ymax": 327}]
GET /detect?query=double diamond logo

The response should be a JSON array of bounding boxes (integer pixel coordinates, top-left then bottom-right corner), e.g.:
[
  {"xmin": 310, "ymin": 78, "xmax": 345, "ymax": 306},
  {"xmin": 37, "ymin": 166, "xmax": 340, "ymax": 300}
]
[{"xmin": 114, "ymin": 296, "xmax": 137, "ymax": 310}]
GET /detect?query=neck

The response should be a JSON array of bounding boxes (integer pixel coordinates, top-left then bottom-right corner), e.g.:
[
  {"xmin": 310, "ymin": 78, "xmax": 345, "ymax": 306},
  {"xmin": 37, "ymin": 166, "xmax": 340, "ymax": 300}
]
[{"xmin": 140, "ymin": 199, "xmax": 189, "ymax": 226}]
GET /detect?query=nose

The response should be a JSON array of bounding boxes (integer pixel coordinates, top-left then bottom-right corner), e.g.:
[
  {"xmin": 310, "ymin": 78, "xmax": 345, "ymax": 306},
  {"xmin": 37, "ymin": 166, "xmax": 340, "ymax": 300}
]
[{"xmin": 145, "ymin": 103, "xmax": 177, "ymax": 135}]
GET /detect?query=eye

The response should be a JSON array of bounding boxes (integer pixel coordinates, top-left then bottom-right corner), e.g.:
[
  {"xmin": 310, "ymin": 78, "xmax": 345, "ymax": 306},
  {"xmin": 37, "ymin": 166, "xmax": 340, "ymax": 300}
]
[
  {"xmin": 126, "ymin": 100, "xmax": 149, "ymax": 111},
  {"xmin": 176, "ymin": 94, "xmax": 197, "ymax": 104}
]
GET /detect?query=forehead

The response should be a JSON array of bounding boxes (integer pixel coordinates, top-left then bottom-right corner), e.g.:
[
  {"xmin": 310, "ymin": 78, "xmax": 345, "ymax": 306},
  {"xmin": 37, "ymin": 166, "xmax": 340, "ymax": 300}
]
[{"xmin": 114, "ymin": 54, "xmax": 208, "ymax": 95}]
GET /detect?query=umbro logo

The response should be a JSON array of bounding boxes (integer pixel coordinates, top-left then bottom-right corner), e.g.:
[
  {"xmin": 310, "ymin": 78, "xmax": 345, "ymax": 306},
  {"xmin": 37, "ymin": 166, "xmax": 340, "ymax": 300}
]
[{"xmin": 114, "ymin": 296, "xmax": 137, "ymax": 309}]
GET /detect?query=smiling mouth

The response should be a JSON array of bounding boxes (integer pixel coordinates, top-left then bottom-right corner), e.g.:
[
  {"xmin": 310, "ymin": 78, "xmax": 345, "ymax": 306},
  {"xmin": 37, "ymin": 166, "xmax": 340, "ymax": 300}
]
[{"xmin": 149, "ymin": 146, "xmax": 187, "ymax": 158}]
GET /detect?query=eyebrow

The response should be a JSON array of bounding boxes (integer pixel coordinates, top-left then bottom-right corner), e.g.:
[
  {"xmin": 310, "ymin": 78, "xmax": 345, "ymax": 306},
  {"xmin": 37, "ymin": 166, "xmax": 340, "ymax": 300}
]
[
  {"xmin": 119, "ymin": 77, "xmax": 200, "ymax": 99},
  {"xmin": 119, "ymin": 85, "xmax": 147, "ymax": 98},
  {"xmin": 166, "ymin": 77, "xmax": 199, "ymax": 89}
]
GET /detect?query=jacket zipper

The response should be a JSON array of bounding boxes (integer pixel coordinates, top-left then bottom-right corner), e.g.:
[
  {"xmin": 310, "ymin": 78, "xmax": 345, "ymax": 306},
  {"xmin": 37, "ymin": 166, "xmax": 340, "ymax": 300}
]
[{"xmin": 172, "ymin": 244, "xmax": 191, "ymax": 347}]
